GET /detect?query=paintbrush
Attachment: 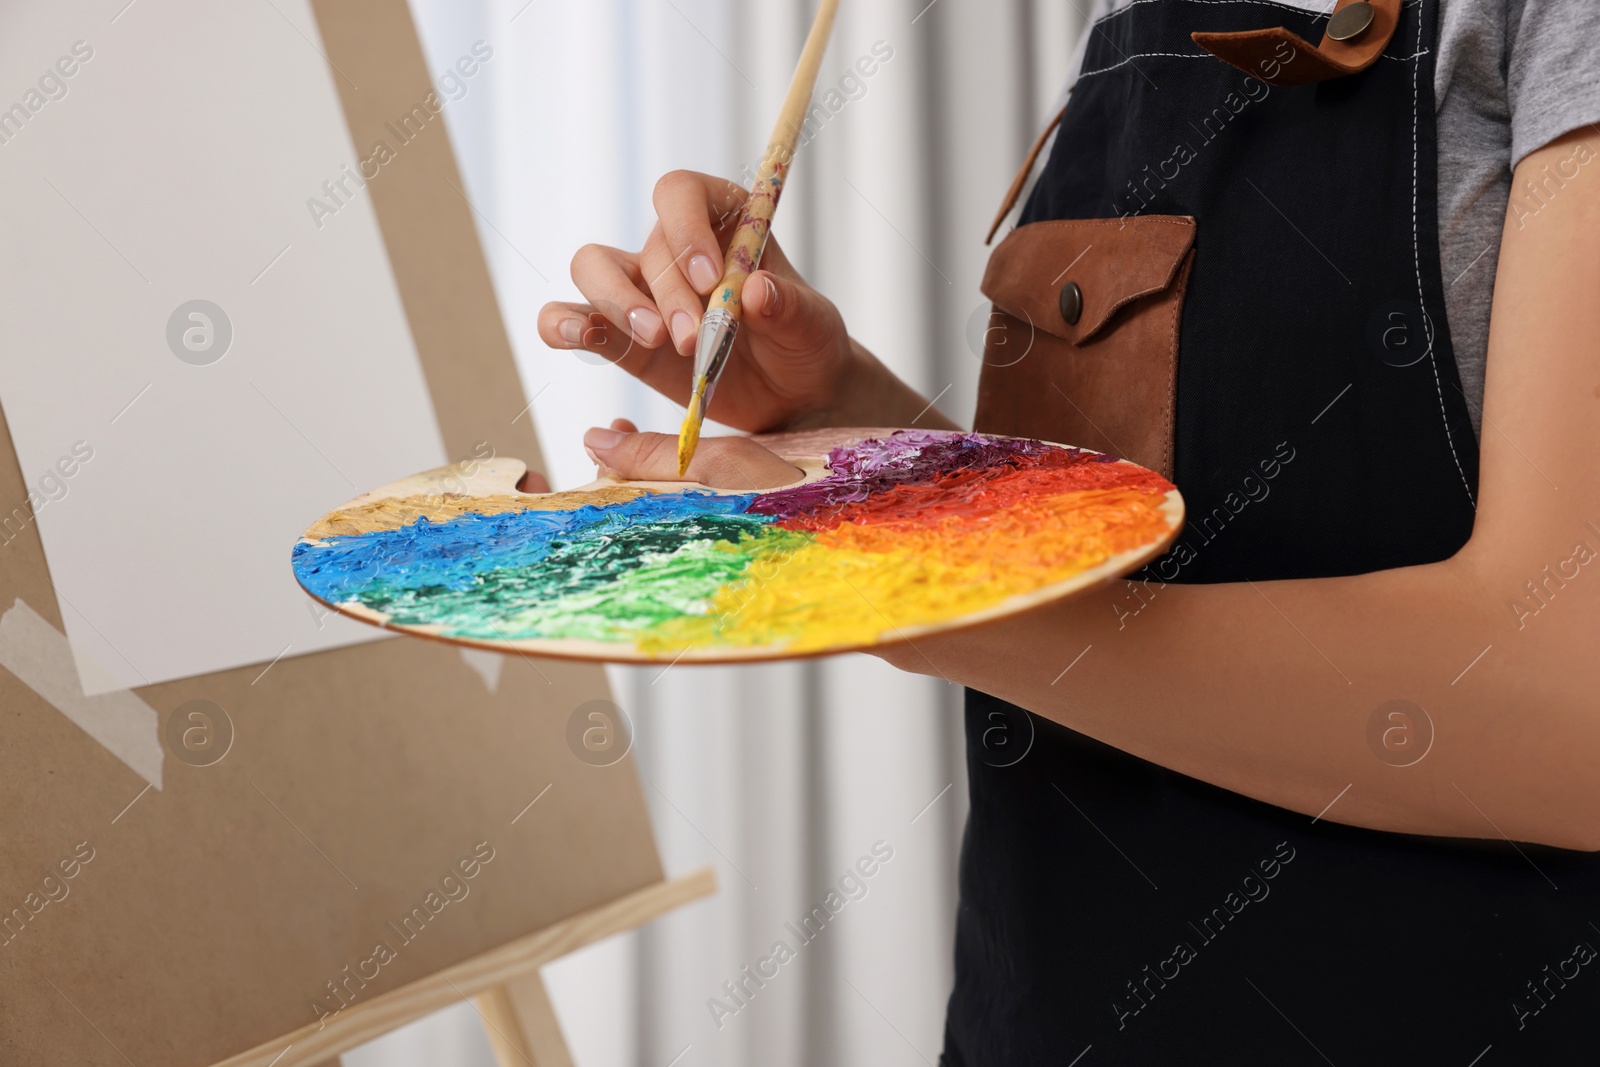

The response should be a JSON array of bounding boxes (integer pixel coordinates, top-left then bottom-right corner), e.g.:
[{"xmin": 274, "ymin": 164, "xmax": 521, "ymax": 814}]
[{"xmin": 676, "ymin": 0, "xmax": 842, "ymax": 476}]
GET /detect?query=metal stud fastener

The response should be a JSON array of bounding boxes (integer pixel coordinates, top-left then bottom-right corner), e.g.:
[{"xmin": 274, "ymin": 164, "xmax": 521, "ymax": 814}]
[
  {"xmin": 1327, "ymin": 1, "xmax": 1376, "ymax": 42},
  {"xmin": 1059, "ymin": 280, "xmax": 1083, "ymax": 326}
]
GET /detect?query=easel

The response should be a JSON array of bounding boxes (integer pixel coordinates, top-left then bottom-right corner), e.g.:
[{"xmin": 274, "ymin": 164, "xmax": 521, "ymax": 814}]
[
  {"xmin": 247, "ymin": 869, "xmax": 715, "ymax": 1067},
  {"xmin": 0, "ymin": 2, "xmax": 713, "ymax": 1063}
]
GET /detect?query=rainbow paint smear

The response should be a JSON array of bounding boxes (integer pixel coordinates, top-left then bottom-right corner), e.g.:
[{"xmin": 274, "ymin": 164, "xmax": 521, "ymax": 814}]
[{"xmin": 291, "ymin": 431, "xmax": 1177, "ymax": 658}]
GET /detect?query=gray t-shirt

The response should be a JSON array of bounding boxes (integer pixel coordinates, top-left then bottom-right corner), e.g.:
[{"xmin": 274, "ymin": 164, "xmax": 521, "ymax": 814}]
[
  {"xmin": 1028, "ymin": 0, "xmax": 1600, "ymax": 437},
  {"xmin": 1435, "ymin": 0, "xmax": 1600, "ymax": 435}
]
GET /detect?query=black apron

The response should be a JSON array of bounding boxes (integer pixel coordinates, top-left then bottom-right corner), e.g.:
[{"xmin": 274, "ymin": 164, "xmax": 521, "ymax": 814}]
[{"xmin": 946, "ymin": 1, "xmax": 1600, "ymax": 1063}]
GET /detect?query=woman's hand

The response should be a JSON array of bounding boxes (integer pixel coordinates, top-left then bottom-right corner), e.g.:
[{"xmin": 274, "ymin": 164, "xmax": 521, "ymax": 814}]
[
  {"xmin": 581, "ymin": 418, "xmax": 800, "ymax": 489},
  {"xmin": 537, "ymin": 170, "xmax": 863, "ymax": 433}
]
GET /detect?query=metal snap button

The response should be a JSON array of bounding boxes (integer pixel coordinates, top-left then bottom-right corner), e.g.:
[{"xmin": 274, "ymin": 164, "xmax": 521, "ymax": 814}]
[
  {"xmin": 1058, "ymin": 281, "xmax": 1083, "ymax": 325},
  {"xmin": 1327, "ymin": 1, "xmax": 1375, "ymax": 42}
]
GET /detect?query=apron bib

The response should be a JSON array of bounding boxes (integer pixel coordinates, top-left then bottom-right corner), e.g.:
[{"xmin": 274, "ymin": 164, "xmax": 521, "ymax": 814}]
[{"xmin": 948, "ymin": 1, "xmax": 1598, "ymax": 1062}]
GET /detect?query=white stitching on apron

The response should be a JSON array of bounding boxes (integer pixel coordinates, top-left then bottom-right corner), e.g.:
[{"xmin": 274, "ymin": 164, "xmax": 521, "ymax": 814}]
[{"xmin": 1405, "ymin": 1, "xmax": 1477, "ymax": 506}]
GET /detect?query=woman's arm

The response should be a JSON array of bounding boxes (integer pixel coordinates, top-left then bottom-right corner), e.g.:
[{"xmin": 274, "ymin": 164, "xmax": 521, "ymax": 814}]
[
  {"xmin": 881, "ymin": 130, "xmax": 1600, "ymax": 850},
  {"xmin": 573, "ymin": 134, "xmax": 1600, "ymax": 848}
]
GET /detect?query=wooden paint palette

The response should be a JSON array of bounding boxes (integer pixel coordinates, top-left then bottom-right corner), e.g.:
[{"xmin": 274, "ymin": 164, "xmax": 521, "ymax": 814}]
[{"xmin": 291, "ymin": 428, "xmax": 1184, "ymax": 664}]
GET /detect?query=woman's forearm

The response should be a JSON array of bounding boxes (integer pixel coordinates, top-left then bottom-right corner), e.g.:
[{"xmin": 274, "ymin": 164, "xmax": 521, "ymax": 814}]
[
  {"xmin": 887, "ymin": 543, "xmax": 1600, "ymax": 849},
  {"xmin": 796, "ymin": 338, "xmax": 963, "ymax": 432}
]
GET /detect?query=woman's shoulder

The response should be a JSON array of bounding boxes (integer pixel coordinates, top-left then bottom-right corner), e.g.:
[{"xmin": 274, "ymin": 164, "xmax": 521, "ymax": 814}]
[{"xmin": 1438, "ymin": 0, "xmax": 1600, "ymax": 169}]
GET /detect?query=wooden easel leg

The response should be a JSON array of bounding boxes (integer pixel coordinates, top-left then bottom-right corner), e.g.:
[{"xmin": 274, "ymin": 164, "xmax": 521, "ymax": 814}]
[{"xmin": 475, "ymin": 970, "xmax": 575, "ymax": 1067}]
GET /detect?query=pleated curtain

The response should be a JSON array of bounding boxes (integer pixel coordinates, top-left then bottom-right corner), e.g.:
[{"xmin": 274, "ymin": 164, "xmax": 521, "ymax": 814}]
[{"xmin": 349, "ymin": 3, "xmax": 1085, "ymax": 1064}]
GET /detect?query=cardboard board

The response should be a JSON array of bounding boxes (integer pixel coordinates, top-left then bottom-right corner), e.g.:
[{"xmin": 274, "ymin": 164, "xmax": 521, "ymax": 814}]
[{"xmin": 0, "ymin": 2, "xmax": 670, "ymax": 1063}]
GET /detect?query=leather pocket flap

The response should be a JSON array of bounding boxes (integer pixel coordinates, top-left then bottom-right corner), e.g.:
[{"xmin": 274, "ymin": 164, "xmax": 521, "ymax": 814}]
[{"xmin": 980, "ymin": 216, "xmax": 1196, "ymax": 344}]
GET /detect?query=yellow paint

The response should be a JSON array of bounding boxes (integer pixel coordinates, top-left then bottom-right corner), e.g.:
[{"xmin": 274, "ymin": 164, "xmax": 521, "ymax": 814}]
[
  {"xmin": 638, "ymin": 485, "xmax": 1169, "ymax": 652},
  {"xmin": 676, "ymin": 379, "xmax": 706, "ymax": 477}
]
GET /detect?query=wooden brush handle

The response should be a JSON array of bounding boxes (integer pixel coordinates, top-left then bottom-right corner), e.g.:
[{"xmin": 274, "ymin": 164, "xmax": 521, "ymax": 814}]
[{"xmin": 706, "ymin": 0, "xmax": 841, "ymax": 318}]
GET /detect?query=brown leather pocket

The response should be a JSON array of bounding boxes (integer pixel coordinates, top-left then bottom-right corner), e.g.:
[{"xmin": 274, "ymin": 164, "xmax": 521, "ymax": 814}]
[{"xmin": 973, "ymin": 215, "xmax": 1195, "ymax": 478}]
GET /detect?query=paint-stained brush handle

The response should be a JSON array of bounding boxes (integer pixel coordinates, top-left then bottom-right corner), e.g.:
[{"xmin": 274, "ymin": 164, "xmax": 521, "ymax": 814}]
[
  {"xmin": 708, "ymin": 155, "xmax": 787, "ymax": 319},
  {"xmin": 710, "ymin": 0, "xmax": 841, "ymax": 317},
  {"xmin": 678, "ymin": 0, "xmax": 842, "ymax": 476}
]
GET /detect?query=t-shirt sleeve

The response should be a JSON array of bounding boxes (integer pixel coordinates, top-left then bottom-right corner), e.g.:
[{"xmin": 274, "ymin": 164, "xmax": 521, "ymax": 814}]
[{"xmin": 1506, "ymin": 0, "xmax": 1600, "ymax": 168}]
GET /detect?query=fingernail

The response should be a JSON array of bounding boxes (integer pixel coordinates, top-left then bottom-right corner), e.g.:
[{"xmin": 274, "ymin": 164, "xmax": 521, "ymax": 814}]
[
  {"xmin": 584, "ymin": 426, "xmax": 624, "ymax": 451},
  {"xmin": 584, "ymin": 448, "xmax": 621, "ymax": 479},
  {"xmin": 558, "ymin": 317, "xmax": 583, "ymax": 344},
  {"xmin": 761, "ymin": 275, "xmax": 779, "ymax": 316},
  {"xmin": 689, "ymin": 255, "xmax": 719, "ymax": 293},
  {"xmin": 670, "ymin": 311, "xmax": 696, "ymax": 352},
  {"xmin": 627, "ymin": 307, "xmax": 663, "ymax": 345}
]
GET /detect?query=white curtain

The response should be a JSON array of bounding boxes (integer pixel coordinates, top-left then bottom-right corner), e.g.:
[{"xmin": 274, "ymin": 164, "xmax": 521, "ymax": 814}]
[{"xmin": 347, "ymin": 3, "xmax": 1084, "ymax": 1065}]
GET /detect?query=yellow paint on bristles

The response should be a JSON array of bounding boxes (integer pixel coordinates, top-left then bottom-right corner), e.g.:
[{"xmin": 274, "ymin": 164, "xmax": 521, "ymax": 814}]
[{"xmin": 677, "ymin": 379, "xmax": 706, "ymax": 476}]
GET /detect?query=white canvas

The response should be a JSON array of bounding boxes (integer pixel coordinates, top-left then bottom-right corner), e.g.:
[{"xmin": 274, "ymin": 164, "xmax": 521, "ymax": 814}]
[{"xmin": 0, "ymin": 0, "xmax": 448, "ymax": 694}]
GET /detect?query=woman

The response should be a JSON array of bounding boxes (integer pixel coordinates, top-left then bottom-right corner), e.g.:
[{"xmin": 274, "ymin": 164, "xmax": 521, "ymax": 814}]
[{"xmin": 539, "ymin": 0, "xmax": 1600, "ymax": 1061}]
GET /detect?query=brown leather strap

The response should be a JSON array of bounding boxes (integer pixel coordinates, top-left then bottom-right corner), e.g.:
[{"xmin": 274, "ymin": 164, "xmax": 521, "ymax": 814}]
[
  {"xmin": 985, "ymin": 105, "xmax": 1068, "ymax": 246},
  {"xmin": 1192, "ymin": 0, "xmax": 1401, "ymax": 88}
]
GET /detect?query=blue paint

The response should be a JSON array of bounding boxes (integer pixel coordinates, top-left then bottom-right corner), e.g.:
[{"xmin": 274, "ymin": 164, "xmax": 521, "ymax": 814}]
[{"xmin": 293, "ymin": 489, "xmax": 760, "ymax": 609}]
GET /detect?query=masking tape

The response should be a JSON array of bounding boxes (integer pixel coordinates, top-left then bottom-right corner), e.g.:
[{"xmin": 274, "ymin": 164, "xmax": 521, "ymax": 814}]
[
  {"xmin": 0, "ymin": 598, "xmax": 163, "ymax": 789},
  {"xmin": 458, "ymin": 646, "xmax": 504, "ymax": 694}
]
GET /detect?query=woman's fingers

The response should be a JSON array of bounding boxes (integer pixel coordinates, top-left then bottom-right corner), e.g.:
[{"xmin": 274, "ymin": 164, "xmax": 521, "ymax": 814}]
[
  {"xmin": 646, "ymin": 170, "xmax": 759, "ymax": 356},
  {"xmin": 582, "ymin": 427, "xmax": 800, "ymax": 489},
  {"xmin": 652, "ymin": 170, "xmax": 745, "ymax": 294},
  {"xmin": 567, "ymin": 244, "xmax": 667, "ymax": 348},
  {"xmin": 639, "ymin": 228, "xmax": 709, "ymax": 356},
  {"xmin": 738, "ymin": 268, "xmax": 839, "ymax": 353},
  {"xmin": 536, "ymin": 301, "xmax": 652, "ymax": 373},
  {"xmin": 516, "ymin": 468, "xmax": 551, "ymax": 494},
  {"xmin": 517, "ymin": 423, "xmax": 636, "ymax": 496},
  {"xmin": 535, "ymin": 300, "xmax": 589, "ymax": 349}
]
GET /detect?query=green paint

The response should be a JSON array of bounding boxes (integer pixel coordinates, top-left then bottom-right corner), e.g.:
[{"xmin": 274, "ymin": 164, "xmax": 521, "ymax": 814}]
[
  {"xmin": 355, "ymin": 512, "xmax": 805, "ymax": 643},
  {"xmin": 503, "ymin": 526, "xmax": 806, "ymax": 642}
]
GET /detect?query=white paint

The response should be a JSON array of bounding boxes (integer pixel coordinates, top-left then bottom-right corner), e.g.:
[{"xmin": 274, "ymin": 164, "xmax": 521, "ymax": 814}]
[{"xmin": 0, "ymin": 599, "xmax": 162, "ymax": 789}]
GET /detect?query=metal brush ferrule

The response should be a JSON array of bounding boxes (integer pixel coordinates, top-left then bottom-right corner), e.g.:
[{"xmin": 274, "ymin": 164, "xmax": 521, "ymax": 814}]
[{"xmin": 691, "ymin": 308, "xmax": 740, "ymax": 413}]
